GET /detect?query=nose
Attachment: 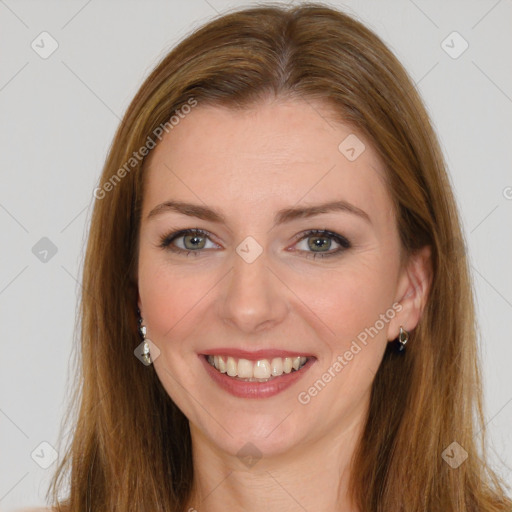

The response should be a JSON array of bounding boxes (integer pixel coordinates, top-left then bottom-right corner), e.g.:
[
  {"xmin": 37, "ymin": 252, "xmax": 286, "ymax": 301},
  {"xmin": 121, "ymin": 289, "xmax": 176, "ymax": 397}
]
[{"xmin": 219, "ymin": 246, "xmax": 289, "ymax": 334}]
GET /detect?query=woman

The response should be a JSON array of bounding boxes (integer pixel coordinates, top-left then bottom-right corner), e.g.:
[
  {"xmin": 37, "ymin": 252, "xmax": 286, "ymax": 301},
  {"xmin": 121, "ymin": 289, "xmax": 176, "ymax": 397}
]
[{"xmin": 36, "ymin": 2, "xmax": 511, "ymax": 511}]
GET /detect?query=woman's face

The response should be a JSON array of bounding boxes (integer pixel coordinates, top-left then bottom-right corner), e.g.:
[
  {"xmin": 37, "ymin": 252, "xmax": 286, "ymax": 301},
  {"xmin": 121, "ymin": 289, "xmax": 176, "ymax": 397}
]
[{"xmin": 137, "ymin": 98, "xmax": 418, "ymax": 458}]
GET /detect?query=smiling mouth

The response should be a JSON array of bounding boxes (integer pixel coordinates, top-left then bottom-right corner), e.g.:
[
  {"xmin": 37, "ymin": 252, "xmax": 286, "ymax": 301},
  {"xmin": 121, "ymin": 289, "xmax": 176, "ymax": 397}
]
[{"xmin": 203, "ymin": 354, "xmax": 312, "ymax": 382}]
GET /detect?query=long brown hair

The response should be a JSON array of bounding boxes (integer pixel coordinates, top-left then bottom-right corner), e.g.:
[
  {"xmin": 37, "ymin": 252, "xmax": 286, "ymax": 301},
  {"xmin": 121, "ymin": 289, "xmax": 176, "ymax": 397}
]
[{"xmin": 47, "ymin": 3, "xmax": 512, "ymax": 511}]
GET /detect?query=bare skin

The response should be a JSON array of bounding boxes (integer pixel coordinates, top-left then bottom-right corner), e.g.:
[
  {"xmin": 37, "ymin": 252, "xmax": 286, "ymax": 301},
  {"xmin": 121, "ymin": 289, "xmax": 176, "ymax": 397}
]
[{"xmin": 136, "ymin": 97, "xmax": 431, "ymax": 512}]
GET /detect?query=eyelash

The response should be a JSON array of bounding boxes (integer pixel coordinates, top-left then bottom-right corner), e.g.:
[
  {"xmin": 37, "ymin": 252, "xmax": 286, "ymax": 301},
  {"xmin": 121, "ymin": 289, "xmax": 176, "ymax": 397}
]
[{"xmin": 158, "ymin": 228, "xmax": 351, "ymax": 260}]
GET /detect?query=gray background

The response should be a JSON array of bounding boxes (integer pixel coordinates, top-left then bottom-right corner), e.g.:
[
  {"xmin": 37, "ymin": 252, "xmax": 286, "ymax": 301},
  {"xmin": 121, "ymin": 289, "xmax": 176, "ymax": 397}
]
[{"xmin": 1, "ymin": 0, "xmax": 511, "ymax": 509}]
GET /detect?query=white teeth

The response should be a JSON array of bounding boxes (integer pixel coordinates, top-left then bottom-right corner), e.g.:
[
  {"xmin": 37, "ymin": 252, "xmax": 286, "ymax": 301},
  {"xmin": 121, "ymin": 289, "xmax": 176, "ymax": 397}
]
[
  {"xmin": 253, "ymin": 359, "xmax": 271, "ymax": 379},
  {"xmin": 237, "ymin": 358, "xmax": 253, "ymax": 378},
  {"xmin": 226, "ymin": 356, "xmax": 237, "ymax": 377},
  {"xmin": 206, "ymin": 354, "xmax": 309, "ymax": 379},
  {"xmin": 270, "ymin": 358, "xmax": 283, "ymax": 376},
  {"xmin": 217, "ymin": 355, "xmax": 227, "ymax": 373}
]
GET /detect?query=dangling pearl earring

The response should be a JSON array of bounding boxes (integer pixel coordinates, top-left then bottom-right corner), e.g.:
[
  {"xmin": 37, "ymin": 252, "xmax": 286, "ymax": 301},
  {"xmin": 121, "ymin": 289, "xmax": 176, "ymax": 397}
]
[{"xmin": 137, "ymin": 309, "xmax": 152, "ymax": 365}]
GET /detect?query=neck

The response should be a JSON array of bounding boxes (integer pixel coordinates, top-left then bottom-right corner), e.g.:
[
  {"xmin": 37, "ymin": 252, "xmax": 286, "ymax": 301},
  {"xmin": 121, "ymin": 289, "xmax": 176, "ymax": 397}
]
[{"xmin": 183, "ymin": 405, "xmax": 366, "ymax": 512}]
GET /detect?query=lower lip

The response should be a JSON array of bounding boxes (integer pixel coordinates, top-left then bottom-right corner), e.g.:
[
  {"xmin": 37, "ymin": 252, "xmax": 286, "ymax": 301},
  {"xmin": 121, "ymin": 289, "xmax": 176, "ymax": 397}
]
[{"xmin": 198, "ymin": 354, "xmax": 316, "ymax": 399}]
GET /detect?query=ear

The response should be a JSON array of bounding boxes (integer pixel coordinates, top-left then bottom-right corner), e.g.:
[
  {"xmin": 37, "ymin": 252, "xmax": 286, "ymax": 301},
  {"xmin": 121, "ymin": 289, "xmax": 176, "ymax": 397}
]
[{"xmin": 387, "ymin": 245, "xmax": 433, "ymax": 341}]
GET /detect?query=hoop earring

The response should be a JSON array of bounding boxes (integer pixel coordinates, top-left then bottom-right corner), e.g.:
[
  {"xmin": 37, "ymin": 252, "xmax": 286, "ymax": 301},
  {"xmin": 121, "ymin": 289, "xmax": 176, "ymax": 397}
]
[
  {"xmin": 396, "ymin": 325, "xmax": 409, "ymax": 353},
  {"xmin": 137, "ymin": 308, "xmax": 152, "ymax": 365}
]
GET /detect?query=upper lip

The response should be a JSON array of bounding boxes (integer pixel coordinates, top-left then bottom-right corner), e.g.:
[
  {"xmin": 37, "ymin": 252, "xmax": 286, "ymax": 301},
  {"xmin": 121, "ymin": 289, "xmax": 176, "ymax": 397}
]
[{"xmin": 200, "ymin": 348, "xmax": 315, "ymax": 361}]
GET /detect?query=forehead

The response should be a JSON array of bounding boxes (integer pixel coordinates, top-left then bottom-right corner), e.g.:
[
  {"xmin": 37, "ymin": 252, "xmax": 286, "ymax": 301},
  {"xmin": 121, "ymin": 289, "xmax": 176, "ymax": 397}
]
[{"xmin": 141, "ymin": 98, "xmax": 392, "ymax": 225}]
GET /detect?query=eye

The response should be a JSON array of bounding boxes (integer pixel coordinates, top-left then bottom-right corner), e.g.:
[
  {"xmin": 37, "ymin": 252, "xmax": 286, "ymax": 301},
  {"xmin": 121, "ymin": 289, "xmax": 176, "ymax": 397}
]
[
  {"xmin": 158, "ymin": 228, "xmax": 351, "ymax": 259},
  {"xmin": 159, "ymin": 229, "xmax": 218, "ymax": 257},
  {"xmin": 291, "ymin": 229, "xmax": 351, "ymax": 259}
]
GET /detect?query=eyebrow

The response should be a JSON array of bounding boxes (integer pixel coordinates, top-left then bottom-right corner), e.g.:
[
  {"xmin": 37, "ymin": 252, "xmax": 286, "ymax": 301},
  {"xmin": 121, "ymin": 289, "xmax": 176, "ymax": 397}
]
[{"xmin": 146, "ymin": 199, "xmax": 371, "ymax": 227}]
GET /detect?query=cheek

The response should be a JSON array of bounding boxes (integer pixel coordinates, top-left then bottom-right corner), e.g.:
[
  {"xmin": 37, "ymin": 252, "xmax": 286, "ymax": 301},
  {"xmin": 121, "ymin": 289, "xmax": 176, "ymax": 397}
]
[
  {"xmin": 316, "ymin": 264, "xmax": 396, "ymax": 335},
  {"xmin": 137, "ymin": 254, "xmax": 203, "ymax": 345},
  {"xmin": 307, "ymin": 271, "xmax": 395, "ymax": 398},
  {"xmin": 304, "ymin": 261, "xmax": 398, "ymax": 385}
]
